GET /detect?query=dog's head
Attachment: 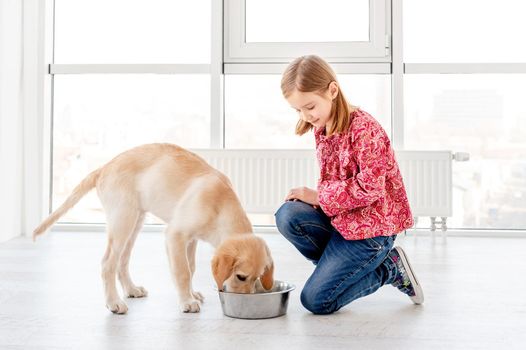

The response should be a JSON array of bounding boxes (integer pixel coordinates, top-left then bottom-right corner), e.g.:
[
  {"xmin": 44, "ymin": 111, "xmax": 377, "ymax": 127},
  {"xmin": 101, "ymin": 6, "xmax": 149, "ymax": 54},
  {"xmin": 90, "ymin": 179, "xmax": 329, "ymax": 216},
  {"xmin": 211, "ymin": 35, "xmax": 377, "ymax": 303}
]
[{"xmin": 211, "ymin": 235, "xmax": 274, "ymax": 293}]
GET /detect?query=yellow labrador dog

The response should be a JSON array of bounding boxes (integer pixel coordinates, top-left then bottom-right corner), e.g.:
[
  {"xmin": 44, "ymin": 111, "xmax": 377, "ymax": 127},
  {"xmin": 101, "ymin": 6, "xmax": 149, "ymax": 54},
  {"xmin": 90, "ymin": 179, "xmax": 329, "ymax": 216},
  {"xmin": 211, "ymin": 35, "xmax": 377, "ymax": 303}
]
[{"xmin": 33, "ymin": 143, "xmax": 274, "ymax": 314}]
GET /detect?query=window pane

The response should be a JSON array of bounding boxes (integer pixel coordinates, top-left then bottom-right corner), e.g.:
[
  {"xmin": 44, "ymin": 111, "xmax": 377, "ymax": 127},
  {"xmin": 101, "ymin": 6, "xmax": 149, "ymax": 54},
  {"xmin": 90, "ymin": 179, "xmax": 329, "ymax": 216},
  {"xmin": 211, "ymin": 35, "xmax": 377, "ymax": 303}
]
[
  {"xmin": 224, "ymin": 74, "xmax": 391, "ymax": 149},
  {"xmin": 404, "ymin": 0, "xmax": 526, "ymax": 62},
  {"xmin": 52, "ymin": 75, "xmax": 210, "ymax": 223},
  {"xmin": 55, "ymin": 0, "xmax": 210, "ymax": 63},
  {"xmin": 405, "ymin": 75, "xmax": 526, "ymax": 230},
  {"xmin": 339, "ymin": 75, "xmax": 391, "ymax": 136},
  {"xmin": 245, "ymin": 0, "xmax": 369, "ymax": 43},
  {"xmin": 225, "ymin": 75, "xmax": 313, "ymax": 149}
]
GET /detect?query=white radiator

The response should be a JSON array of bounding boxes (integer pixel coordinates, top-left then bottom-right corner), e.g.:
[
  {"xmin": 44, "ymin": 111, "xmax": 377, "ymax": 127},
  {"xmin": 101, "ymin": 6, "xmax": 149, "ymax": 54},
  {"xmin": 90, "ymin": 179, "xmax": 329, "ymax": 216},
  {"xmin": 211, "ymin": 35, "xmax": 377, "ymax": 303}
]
[
  {"xmin": 396, "ymin": 151, "xmax": 452, "ymax": 217},
  {"xmin": 396, "ymin": 151, "xmax": 452, "ymax": 231},
  {"xmin": 194, "ymin": 149, "xmax": 318, "ymax": 214},
  {"xmin": 193, "ymin": 149, "xmax": 466, "ymax": 231}
]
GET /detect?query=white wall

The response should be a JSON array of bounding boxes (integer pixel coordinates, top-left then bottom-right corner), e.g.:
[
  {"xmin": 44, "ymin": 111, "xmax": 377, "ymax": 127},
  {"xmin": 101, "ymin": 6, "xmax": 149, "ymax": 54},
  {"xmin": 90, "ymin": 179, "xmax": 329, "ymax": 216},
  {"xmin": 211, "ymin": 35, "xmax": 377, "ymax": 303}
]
[{"xmin": 0, "ymin": 0, "xmax": 23, "ymax": 243}]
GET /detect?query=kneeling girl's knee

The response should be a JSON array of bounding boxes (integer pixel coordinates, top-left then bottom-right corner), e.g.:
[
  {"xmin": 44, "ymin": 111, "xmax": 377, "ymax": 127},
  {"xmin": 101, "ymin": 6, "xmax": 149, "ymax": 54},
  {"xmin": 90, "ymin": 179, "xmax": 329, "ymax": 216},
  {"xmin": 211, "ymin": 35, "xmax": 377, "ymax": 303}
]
[
  {"xmin": 300, "ymin": 287, "xmax": 333, "ymax": 315},
  {"xmin": 274, "ymin": 201, "xmax": 302, "ymax": 235}
]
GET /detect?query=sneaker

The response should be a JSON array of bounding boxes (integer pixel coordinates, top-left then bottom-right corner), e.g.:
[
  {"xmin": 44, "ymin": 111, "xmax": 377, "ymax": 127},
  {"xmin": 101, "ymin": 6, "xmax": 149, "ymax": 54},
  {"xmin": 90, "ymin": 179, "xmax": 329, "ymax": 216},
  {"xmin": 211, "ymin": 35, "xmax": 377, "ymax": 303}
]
[{"xmin": 389, "ymin": 246, "xmax": 424, "ymax": 305}]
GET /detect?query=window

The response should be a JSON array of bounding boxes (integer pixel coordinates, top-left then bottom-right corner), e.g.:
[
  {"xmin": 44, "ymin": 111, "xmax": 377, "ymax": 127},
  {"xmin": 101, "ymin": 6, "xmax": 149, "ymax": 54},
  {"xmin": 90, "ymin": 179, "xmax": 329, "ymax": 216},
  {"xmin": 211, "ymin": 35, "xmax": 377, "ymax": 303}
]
[
  {"xmin": 403, "ymin": 1, "xmax": 526, "ymax": 231},
  {"xmin": 54, "ymin": 0, "xmax": 210, "ymax": 63},
  {"xmin": 245, "ymin": 0, "xmax": 369, "ymax": 43},
  {"xmin": 48, "ymin": 0, "xmax": 526, "ymax": 231},
  {"xmin": 405, "ymin": 75, "xmax": 526, "ymax": 230},
  {"xmin": 404, "ymin": 0, "xmax": 526, "ymax": 63},
  {"xmin": 225, "ymin": 0, "xmax": 390, "ymax": 62},
  {"xmin": 52, "ymin": 75, "xmax": 210, "ymax": 223},
  {"xmin": 225, "ymin": 74, "xmax": 391, "ymax": 149},
  {"xmin": 51, "ymin": 0, "xmax": 212, "ymax": 224}
]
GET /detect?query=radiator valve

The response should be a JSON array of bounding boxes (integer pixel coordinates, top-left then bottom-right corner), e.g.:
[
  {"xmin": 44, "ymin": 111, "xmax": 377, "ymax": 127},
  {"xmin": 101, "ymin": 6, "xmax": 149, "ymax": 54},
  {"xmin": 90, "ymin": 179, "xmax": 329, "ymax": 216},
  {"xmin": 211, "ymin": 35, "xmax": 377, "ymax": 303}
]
[{"xmin": 452, "ymin": 152, "xmax": 470, "ymax": 162}]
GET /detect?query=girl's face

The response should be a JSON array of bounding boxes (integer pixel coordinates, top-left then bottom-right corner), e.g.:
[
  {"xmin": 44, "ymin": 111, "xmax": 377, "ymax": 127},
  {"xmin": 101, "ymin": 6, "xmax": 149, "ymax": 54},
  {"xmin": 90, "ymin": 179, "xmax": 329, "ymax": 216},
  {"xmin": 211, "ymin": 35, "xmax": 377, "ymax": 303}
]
[{"xmin": 286, "ymin": 82, "xmax": 338, "ymax": 129}]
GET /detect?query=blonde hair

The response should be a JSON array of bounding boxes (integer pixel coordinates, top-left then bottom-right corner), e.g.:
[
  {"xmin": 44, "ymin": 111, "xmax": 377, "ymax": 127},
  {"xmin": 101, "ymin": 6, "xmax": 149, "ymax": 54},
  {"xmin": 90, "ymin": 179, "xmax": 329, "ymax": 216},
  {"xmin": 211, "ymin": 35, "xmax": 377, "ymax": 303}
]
[{"xmin": 281, "ymin": 55, "xmax": 356, "ymax": 136}]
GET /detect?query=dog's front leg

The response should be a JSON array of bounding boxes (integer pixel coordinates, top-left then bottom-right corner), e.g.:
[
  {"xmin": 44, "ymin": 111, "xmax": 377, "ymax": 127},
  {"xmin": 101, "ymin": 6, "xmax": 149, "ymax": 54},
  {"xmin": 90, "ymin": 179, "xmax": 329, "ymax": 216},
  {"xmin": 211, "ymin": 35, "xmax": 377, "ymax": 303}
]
[
  {"xmin": 165, "ymin": 231, "xmax": 201, "ymax": 313},
  {"xmin": 187, "ymin": 239, "xmax": 204, "ymax": 303}
]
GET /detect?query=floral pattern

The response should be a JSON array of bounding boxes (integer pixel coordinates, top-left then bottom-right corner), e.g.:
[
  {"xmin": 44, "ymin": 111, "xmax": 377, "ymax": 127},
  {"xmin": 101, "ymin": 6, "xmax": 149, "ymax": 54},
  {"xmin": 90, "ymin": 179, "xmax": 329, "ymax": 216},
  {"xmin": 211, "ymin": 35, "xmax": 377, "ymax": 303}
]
[{"xmin": 315, "ymin": 109, "xmax": 414, "ymax": 240}]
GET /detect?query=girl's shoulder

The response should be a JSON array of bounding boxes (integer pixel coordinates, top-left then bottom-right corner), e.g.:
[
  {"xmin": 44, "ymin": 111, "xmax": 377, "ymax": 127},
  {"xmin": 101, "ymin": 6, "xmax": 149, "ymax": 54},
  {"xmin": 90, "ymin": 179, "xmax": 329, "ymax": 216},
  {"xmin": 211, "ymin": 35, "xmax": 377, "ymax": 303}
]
[
  {"xmin": 348, "ymin": 109, "xmax": 388, "ymax": 142},
  {"xmin": 350, "ymin": 108, "xmax": 377, "ymax": 128}
]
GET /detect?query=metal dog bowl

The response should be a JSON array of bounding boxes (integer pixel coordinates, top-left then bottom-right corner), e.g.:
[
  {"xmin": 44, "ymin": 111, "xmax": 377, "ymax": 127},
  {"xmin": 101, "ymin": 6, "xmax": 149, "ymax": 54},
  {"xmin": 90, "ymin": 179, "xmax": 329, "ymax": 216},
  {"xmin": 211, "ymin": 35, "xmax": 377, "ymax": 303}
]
[{"xmin": 218, "ymin": 280, "xmax": 295, "ymax": 319}]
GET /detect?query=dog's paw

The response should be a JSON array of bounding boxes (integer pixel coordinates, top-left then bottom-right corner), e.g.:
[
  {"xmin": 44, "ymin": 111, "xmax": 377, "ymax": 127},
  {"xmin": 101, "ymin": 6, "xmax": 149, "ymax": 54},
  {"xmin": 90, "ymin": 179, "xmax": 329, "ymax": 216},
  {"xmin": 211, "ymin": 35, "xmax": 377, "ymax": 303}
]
[
  {"xmin": 192, "ymin": 291, "xmax": 205, "ymax": 303},
  {"xmin": 106, "ymin": 299, "xmax": 128, "ymax": 314},
  {"xmin": 126, "ymin": 286, "xmax": 148, "ymax": 298},
  {"xmin": 180, "ymin": 299, "xmax": 201, "ymax": 313}
]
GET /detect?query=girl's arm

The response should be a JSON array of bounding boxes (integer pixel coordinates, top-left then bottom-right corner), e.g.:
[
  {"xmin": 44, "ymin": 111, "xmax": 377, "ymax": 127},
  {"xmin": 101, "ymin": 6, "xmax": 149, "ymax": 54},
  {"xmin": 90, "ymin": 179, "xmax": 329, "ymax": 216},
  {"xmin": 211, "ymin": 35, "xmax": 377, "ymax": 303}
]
[{"xmin": 317, "ymin": 127, "xmax": 391, "ymax": 217}]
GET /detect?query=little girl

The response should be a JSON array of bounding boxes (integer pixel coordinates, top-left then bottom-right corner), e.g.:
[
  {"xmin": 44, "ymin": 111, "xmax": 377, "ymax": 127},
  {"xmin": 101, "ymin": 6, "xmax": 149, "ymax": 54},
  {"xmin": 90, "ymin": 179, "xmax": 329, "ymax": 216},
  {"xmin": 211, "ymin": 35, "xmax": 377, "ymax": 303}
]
[{"xmin": 275, "ymin": 55, "xmax": 424, "ymax": 314}]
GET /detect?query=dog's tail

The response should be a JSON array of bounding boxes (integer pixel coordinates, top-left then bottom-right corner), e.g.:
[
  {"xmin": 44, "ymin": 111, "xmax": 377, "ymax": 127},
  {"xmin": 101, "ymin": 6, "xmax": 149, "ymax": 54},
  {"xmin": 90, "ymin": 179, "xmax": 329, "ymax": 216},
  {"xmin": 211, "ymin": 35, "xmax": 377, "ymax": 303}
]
[{"xmin": 33, "ymin": 168, "xmax": 102, "ymax": 241}]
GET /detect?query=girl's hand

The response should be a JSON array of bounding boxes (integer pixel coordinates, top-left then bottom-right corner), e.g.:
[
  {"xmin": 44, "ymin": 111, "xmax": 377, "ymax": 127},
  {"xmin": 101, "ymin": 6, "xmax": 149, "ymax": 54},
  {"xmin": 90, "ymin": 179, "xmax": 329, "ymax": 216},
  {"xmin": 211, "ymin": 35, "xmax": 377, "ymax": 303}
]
[{"xmin": 285, "ymin": 187, "xmax": 319, "ymax": 208}]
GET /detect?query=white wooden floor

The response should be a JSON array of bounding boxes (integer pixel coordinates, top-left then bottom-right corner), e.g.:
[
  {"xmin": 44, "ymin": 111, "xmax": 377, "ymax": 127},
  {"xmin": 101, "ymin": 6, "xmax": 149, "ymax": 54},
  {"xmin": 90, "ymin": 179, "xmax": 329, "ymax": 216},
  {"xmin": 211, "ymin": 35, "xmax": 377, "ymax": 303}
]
[{"xmin": 1, "ymin": 231, "xmax": 525, "ymax": 349}]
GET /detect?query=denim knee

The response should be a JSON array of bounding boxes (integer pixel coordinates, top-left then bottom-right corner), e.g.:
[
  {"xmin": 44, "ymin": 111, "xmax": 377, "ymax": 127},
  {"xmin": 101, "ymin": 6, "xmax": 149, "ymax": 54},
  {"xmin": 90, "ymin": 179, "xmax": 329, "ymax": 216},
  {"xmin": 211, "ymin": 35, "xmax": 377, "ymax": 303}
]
[
  {"xmin": 300, "ymin": 287, "xmax": 334, "ymax": 315},
  {"xmin": 274, "ymin": 201, "xmax": 300, "ymax": 237}
]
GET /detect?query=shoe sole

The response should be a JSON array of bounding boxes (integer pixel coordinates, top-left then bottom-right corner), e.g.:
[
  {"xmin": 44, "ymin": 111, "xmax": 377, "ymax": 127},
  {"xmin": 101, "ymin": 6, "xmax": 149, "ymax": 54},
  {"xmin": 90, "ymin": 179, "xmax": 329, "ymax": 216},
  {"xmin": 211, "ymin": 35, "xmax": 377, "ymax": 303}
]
[{"xmin": 395, "ymin": 246, "xmax": 424, "ymax": 305}]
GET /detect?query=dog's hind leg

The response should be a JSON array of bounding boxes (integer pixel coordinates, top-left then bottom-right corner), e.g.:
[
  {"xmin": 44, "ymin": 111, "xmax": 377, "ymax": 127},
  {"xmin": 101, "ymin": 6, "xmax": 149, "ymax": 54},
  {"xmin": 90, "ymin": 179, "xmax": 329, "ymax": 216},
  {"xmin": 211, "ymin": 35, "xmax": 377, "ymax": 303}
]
[
  {"xmin": 118, "ymin": 212, "xmax": 148, "ymax": 298},
  {"xmin": 165, "ymin": 226, "xmax": 201, "ymax": 313},
  {"xmin": 101, "ymin": 208, "xmax": 141, "ymax": 314}
]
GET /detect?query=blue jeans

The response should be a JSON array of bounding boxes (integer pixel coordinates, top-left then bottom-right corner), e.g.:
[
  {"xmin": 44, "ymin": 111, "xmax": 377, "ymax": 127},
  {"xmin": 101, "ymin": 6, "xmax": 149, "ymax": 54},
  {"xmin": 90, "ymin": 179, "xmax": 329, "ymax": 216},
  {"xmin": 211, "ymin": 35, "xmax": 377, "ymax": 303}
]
[{"xmin": 275, "ymin": 201, "xmax": 399, "ymax": 315}]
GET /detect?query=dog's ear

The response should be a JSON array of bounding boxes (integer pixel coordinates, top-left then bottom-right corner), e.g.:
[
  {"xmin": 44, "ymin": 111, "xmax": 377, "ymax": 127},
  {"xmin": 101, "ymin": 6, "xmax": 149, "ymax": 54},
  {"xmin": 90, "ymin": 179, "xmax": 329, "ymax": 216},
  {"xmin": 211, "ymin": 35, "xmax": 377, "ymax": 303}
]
[
  {"xmin": 211, "ymin": 252, "xmax": 235, "ymax": 291},
  {"xmin": 260, "ymin": 245, "xmax": 274, "ymax": 291},
  {"xmin": 261, "ymin": 262, "xmax": 274, "ymax": 291}
]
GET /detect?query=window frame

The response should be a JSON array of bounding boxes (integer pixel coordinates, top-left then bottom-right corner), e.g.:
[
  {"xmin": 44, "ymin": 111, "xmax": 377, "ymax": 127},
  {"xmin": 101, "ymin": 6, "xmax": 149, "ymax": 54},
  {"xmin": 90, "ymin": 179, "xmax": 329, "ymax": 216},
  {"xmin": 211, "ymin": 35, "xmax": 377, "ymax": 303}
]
[{"xmin": 224, "ymin": 0, "xmax": 391, "ymax": 63}]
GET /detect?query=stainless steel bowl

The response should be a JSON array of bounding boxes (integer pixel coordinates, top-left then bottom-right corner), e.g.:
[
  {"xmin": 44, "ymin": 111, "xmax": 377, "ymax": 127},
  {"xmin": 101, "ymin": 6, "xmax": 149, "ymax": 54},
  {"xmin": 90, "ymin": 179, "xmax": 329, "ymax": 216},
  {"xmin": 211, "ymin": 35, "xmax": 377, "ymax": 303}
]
[{"xmin": 218, "ymin": 280, "xmax": 295, "ymax": 319}]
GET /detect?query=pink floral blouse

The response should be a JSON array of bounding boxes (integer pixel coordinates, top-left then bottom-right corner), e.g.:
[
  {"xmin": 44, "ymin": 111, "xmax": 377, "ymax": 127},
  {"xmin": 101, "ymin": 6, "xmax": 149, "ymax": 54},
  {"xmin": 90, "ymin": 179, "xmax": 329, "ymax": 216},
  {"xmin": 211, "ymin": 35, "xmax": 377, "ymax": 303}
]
[{"xmin": 315, "ymin": 109, "xmax": 414, "ymax": 240}]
